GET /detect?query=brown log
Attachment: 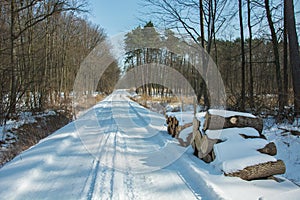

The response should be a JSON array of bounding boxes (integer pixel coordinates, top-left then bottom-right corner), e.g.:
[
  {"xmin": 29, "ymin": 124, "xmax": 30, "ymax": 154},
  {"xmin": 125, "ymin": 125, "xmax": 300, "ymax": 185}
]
[
  {"xmin": 225, "ymin": 160, "xmax": 286, "ymax": 181},
  {"xmin": 193, "ymin": 117, "xmax": 200, "ymax": 134},
  {"xmin": 258, "ymin": 142, "xmax": 277, "ymax": 156},
  {"xmin": 199, "ymin": 135, "xmax": 218, "ymax": 157},
  {"xmin": 203, "ymin": 111, "xmax": 263, "ymax": 133},
  {"xmin": 191, "ymin": 117, "xmax": 219, "ymax": 162},
  {"xmin": 192, "ymin": 132, "xmax": 218, "ymax": 162},
  {"xmin": 193, "ymin": 130, "xmax": 202, "ymax": 156},
  {"xmin": 192, "ymin": 118, "xmax": 202, "ymax": 147}
]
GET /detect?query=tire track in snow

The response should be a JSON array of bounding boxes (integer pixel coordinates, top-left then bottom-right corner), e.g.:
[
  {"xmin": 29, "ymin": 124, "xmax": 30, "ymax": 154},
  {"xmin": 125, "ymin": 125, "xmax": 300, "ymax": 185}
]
[
  {"xmin": 96, "ymin": 116, "xmax": 117, "ymax": 200},
  {"xmin": 86, "ymin": 133, "xmax": 111, "ymax": 200},
  {"xmin": 119, "ymin": 130, "xmax": 136, "ymax": 199},
  {"xmin": 109, "ymin": 131, "xmax": 117, "ymax": 199},
  {"xmin": 81, "ymin": 133, "xmax": 110, "ymax": 199},
  {"xmin": 79, "ymin": 101, "xmax": 115, "ymax": 200}
]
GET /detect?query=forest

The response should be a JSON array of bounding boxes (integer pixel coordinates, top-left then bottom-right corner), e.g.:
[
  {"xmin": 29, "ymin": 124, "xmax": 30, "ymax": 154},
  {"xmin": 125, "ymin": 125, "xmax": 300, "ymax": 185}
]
[
  {"xmin": 0, "ymin": 0, "xmax": 120, "ymax": 125},
  {"xmin": 124, "ymin": 0, "xmax": 300, "ymax": 121}
]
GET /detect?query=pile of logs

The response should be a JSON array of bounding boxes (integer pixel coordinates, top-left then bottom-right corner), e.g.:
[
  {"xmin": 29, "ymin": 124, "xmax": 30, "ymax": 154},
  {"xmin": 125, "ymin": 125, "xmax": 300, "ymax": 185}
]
[
  {"xmin": 191, "ymin": 110, "xmax": 286, "ymax": 181},
  {"xmin": 166, "ymin": 115, "xmax": 192, "ymax": 139},
  {"xmin": 166, "ymin": 116, "xmax": 180, "ymax": 138}
]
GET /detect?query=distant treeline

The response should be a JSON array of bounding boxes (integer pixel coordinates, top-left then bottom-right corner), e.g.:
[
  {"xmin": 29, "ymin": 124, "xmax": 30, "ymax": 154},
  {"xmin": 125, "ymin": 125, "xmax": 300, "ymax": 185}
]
[
  {"xmin": 124, "ymin": 21, "xmax": 299, "ymax": 117},
  {"xmin": 128, "ymin": 0, "xmax": 300, "ymax": 118}
]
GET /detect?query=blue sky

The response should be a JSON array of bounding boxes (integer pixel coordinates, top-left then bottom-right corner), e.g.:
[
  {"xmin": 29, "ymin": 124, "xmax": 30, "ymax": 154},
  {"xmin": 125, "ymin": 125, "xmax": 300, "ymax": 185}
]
[{"xmin": 89, "ymin": 0, "xmax": 143, "ymax": 36}]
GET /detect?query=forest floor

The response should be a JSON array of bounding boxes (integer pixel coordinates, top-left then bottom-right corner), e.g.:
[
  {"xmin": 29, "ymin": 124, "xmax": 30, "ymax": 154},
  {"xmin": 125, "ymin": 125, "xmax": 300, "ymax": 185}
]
[{"xmin": 0, "ymin": 110, "xmax": 70, "ymax": 167}]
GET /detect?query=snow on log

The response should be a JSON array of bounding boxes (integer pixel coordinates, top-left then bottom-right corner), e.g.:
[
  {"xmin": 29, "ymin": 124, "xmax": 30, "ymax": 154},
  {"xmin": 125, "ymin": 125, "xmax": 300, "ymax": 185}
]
[
  {"xmin": 225, "ymin": 160, "xmax": 286, "ymax": 181},
  {"xmin": 191, "ymin": 109, "xmax": 285, "ymax": 181},
  {"xmin": 203, "ymin": 110, "xmax": 263, "ymax": 133}
]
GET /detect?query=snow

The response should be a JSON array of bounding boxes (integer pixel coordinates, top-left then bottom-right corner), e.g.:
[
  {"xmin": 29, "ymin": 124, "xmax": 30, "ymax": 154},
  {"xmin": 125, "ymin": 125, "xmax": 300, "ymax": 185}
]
[
  {"xmin": 260, "ymin": 188, "xmax": 300, "ymax": 200},
  {"xmin": 170, "ymin": 109, "xmax": 278, "ymax": 174},
  {"xmin": 208, "ymin": 109, "xmax": 257, "ymax": 118},
  {"xmin": 263, "ymin": 117, "xmax": 300, "ymax": 186},
  {"xmin": 206, "ymin": 127, "xmax": 260, "ymax": 139},
  {"xmin": 206, "ymin": 128, "xmax": 276, "ymax": 173},
  {"xmin": 166, "ymin": 111, "xmax": 195, "ymax": 126},
  {"xmin": 0, "ymin": 91, "xmax": 299, "ymax": 199},
  {"xmin": 179, "ymin": 126, "xmax": 193, "ymax": 143}
]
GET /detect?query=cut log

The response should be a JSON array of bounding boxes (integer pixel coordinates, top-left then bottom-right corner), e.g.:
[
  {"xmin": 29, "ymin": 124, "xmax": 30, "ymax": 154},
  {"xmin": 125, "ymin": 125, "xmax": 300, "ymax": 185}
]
[
  {"xmin": 192, "ymin": 131, "xmax": 218, "ymax": 162},
  {"xmin": 257, "ymin": 142, "xmax": 277, "ymax": 156},
  {"xmin": 193, "ymin": 117, "xmax": 200, "ymax": 134},
  {"xmin": 192, "ymin": 118, "xmax": 202, "ymax": 147},
  {"xmin": 225, "ymin": 160, "xmax": 286, "ymax": 181},
  {"xmin": 193, "ymin": 130, "xmax": 202, "ymax": 156},
  {"xmin": 191, "ymin": 117, "xmax": 220, "ymax": 162},
  {"xmin": 199, "ymin": 135, "xmax": 218, "ymax": 157},
  {"xmin": 203, "ymin": 112, "xmax": 263, "ymax": 133}
]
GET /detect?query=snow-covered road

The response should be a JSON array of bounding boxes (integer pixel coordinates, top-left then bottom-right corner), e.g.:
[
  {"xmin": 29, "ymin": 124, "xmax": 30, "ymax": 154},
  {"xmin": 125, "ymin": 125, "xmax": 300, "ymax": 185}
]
[{"xmin": 0, "ymin": 90, "xmax": 298, "ymax": 199}]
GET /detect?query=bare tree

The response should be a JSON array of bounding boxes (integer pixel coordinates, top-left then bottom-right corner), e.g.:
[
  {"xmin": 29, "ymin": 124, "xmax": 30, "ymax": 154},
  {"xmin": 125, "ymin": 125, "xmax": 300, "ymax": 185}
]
[
  {"xmin": 283, "ymin": 0, "xmax": 289, "ymax": 108},
  {"xmin": 0, "ymin": 0, "xmax": 116, "ymax": 125},
  {"xmin": 142, "ymin": 0, "xmax": 228, "ymax": 108},
  {"xmin": 265, "ymin": 0, "xmax": 284, "ymax": 112},
  {"xmin": 247, "ymin": 0, "xmax": 254, "ymax": 109},
  {"xmin": 285, "ymin": 0, "xmax": 300, "ymax": 117},
  {"xmin": 238, "ymin": 0, "xmax": 246, "ymax": 110}
]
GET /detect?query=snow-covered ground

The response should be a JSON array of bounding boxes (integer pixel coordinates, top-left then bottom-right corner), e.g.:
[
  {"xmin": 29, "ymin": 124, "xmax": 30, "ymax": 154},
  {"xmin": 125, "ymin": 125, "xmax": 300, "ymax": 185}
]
[
  {"xmin": 0, "ymin": 90, "xmax": 299, "ymax": 199},
  {"xmin": 264, "ymin": 117, "xmax": 300, "ymax": 186},
  {"xmin": 0, "ymin": 111, "xmax": 57, "ymax": 149}
]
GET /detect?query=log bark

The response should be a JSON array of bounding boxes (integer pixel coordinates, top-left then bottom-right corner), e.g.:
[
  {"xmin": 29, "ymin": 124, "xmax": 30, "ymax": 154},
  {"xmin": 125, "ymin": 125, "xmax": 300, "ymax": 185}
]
[
  {"xmin": 203, "ymin": 112, "xmax": 263, "ymax": 133},
  {"xmin": 226, "ymin": 160, "xmax": 286, "ymax": 181},
  {"xmin": 258, "ymin": 142, "xmax": 277, "ymax": 156}
]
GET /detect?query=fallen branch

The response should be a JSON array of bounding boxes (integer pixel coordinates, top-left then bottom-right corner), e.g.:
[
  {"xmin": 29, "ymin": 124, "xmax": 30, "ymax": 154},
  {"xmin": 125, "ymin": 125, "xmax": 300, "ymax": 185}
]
[{"xmin": 278, "ymin": 127, "xmax": 300, "ymax": 136}]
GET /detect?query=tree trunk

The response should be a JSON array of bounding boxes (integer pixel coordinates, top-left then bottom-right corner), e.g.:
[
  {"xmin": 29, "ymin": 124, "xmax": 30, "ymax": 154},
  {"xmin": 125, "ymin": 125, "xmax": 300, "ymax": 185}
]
[
  {"xmin": 199, "ymin": 0, "xmax": 205, "ymax": 48},
  {"xmin": 239, "ymin": 0, "xmax": 246, "ymax": 111},
  {"xmin": 9, "ymin": 0, "xmax": 16, "ymax": 117},
  {"xmin": 265, "ymin": 0, "xmax": 284, "ymax": 113},
  {"xmin": 247, "ymin": 0, "xmax": 254, "ymax": 109},
  {"xmin": 283, "ymin": 3, "xmax": 289, "ymax": 107},
  {"xmin": 285, "ymin": 0, "xmax": 300, "ymax": 117}
]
